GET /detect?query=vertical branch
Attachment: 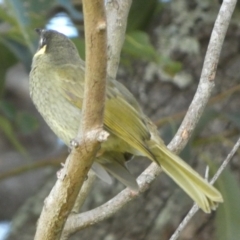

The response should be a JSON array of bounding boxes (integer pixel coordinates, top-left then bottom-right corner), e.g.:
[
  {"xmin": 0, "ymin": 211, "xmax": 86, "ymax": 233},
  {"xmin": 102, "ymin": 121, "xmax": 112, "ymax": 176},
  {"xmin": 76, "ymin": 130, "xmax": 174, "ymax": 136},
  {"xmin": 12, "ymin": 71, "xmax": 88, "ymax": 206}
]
[
  {"xmin": 34, "ymin": 0, "xmax": 107, "ymax": 239},
  {"xmin": 81, "ymin": 0, "xmax": 107, "ymax": 134},
  {"xmin": 106, "ymin": 0, "xmax": 132, "ymax": 79}
]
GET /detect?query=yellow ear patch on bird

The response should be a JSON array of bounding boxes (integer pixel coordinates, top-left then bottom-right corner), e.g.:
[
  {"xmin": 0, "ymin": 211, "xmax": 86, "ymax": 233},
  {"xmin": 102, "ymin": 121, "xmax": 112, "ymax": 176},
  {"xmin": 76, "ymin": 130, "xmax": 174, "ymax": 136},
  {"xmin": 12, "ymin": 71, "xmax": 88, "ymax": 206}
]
[{"xmin": 35, "ymin": 45, "xmax": 47, "ymax": 56}]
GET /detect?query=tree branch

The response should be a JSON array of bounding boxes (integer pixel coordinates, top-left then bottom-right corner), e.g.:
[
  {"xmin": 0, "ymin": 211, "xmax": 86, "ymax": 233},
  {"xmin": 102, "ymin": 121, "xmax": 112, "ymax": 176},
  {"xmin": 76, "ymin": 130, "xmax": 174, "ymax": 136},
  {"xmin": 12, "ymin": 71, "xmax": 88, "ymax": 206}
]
[
  {"xmin": 34, "ymin": 1, "xmax": 107, "ymax": 239},
  {"xmin": 168, "ymin": 0, "xmax": 237, "ymax": 152},
  {"xmin": 61, "ymin": 170, "xmax": 96, "ymax": 240},
  {"xmin": 80, "ymin": 1, "xmax": 107, "ymax": 133},
  {"xmin": 106, "ymin": 0, "xmax": 132, "ymax": 79}
]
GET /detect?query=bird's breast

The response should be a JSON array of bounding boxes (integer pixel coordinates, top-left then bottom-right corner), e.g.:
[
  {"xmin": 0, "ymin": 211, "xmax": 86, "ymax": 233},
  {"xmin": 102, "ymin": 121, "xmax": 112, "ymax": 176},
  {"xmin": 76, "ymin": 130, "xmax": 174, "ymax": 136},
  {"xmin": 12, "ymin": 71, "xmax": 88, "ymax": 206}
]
[{"xmin": 29, "ymin": 64, "xmax": 81, "ymax": 146}]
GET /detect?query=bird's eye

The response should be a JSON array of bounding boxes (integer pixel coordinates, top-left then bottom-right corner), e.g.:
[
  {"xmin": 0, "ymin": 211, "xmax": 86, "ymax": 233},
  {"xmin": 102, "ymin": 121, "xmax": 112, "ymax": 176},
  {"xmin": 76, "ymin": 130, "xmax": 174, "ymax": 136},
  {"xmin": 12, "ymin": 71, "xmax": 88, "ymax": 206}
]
[
  {"xmin": 39, "ymin": 36, "xmax": 47, "ymax": 49},
  {"xmin": 35, "ymin": 28, "xmax": 47, "ymax": 49}
]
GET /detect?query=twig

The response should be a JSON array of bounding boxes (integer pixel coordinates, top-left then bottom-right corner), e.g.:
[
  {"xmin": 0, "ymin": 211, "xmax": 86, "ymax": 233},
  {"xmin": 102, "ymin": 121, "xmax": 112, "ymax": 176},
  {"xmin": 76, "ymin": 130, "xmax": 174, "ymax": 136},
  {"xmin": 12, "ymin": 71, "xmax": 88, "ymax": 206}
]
[
  {"xmin": 169, "ymin": 136, "xmax": 240, "ymax": 240},
  {"xmin": 210, "ymin": 137, "xmax": 240, "ymax": 185},
  {"xmin": 169, "ymin": 204, "xmax": 199, "ymax": 240},
  {"xmin": 71, "ymin": 170, "xmax": 96, "ymax": 214},
  {"xmin": 34, "ymin": 1, "xmax": 107, "ymax": 239},
  {"xmin": 63, "ymin": 0, "xmax": 237, "ymax": 235},
  {"xmin": 0, "ymin": 155, "xmax": 65, "ymax": 181},
  {"xmin": 168, "ymin": 0, "xmax": 237, "ymax": 153}
]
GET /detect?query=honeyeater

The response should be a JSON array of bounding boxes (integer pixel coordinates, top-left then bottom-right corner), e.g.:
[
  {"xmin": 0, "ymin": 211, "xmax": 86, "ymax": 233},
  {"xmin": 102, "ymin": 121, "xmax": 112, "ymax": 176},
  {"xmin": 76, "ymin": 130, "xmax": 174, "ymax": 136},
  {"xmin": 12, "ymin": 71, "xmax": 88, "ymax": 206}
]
[{"xmin": 29, "ymin": 29, "xmax": 223, "ymax": 213}]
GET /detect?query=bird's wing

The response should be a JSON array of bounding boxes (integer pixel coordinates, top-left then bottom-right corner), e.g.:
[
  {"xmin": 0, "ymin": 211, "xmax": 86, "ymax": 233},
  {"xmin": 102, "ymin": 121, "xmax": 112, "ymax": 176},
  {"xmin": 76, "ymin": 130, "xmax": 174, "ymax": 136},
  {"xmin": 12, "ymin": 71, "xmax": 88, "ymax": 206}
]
[
  {"xmin": 104, "ymin": 86, "xmax": 153, "ymax": 159},
  {"xmin": 56, "ymin": 65, "xmax": 153, "ymax": 159},
  {"xmin": 56, "ymin": 64, "xmax": 85, "ymax": 108}
]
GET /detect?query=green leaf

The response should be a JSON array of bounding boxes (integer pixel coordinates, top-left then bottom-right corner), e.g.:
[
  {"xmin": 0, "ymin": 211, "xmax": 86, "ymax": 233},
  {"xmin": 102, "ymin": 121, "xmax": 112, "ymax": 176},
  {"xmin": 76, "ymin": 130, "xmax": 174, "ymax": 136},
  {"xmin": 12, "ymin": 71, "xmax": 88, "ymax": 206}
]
[
  {"xmin": 163, "ymin": 61, "xmax": 183, "ymax": 76},
  {"xmin": 0, "ymin": 4, "xmax": 17, "ymax": 25},
  {"xmin": 122, "ymin": 31, "xmax": 182, "ymax": 74},
  {"xmin": 127, "ymin": 0, "xmax": 160, "ymax": 31},
  {"xmin": 215, "ymin": 166, "xmax": 240, "ymax": 240},
  {"xmin": 0, "ymin": 115, "xmax": 27, "ymax": 156},
  {"xmin": 0, "ymin": 37, "xmax": 32, "ymax": 69},
  {"xmin": 0, "ymin": 0, "xmax": 49, "ymax": 60},
  {"xmin": 123, "ymin": 31, "xmax": 160, "ymax": 62},
  {"xmin": 5, "ymin": 0, "xmax": 35, "ymax": 53}
]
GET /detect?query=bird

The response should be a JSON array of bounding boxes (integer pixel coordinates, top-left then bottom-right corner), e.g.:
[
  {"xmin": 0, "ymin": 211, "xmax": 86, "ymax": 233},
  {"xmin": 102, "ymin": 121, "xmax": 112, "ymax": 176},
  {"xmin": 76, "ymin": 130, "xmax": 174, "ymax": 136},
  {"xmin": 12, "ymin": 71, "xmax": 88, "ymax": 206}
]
[{"xmin": 29, "ymin": 29, "xmax": 223, "ymax": 213}]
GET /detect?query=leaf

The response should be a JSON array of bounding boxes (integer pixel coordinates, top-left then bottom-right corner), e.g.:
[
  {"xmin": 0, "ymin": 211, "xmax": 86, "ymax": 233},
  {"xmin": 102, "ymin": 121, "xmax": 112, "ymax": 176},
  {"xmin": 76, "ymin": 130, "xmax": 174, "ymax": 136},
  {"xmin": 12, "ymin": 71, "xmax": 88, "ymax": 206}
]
[
  {"xmin": 0, "ymin": 115, "xmax": 27, "ymax": 156},
  {"xmin": 163, "ymin": 60, "xmax": 183, "ymax": 76},
  {"xmin": 122, "ymin": 30, "xmax": 182, "ymax": 73},
  {"xmin": 0, "ymin": 0, "xmax": 49, "ymax": 59},
  {"xmin": 214, "ymin": 166, "xmax": 240, "ymax": 240},
  {"xmin": 0, "ymin": 4, "xmax": 17, "ymax": 26},
  {"xmin": 0, "ymin": 37, "xmax": 32, "ymax": 69},
  {"xmin": 127, "ymin": 0, "xmax": 160, "ymax": 31},
  {"xmin": 123, "ymin": 31, "xmax": 160, "ymax": 62},
  {"xmin": 5, "ymin": 0, "xmax": 35, "ymax": 53}
]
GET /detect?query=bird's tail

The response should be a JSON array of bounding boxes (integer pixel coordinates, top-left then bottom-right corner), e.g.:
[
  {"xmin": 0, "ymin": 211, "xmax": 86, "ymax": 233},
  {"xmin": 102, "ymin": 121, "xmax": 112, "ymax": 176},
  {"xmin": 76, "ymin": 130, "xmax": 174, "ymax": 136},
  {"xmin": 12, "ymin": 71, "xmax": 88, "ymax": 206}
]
[{"xmin": 147, "ymin": 138, "xmax": 223, "ymax": 213}]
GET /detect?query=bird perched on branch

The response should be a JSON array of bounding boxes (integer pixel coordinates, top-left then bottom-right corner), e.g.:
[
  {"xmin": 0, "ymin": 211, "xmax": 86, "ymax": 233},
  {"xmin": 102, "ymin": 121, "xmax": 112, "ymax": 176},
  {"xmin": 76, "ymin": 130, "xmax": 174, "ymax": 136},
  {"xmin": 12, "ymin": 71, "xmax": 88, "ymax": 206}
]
[{"xmin": 29, "ymin": 29, "xmax": 223, "ymax": 213}]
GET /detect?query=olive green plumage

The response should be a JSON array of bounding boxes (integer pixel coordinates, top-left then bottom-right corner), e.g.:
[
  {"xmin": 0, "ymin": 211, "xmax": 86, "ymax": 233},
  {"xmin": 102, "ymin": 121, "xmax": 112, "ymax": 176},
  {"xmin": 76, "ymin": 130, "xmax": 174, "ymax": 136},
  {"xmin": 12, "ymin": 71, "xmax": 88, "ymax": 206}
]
[{"xmin": 29, "ymin": 29, "xmax": 223, "ymax": 213}]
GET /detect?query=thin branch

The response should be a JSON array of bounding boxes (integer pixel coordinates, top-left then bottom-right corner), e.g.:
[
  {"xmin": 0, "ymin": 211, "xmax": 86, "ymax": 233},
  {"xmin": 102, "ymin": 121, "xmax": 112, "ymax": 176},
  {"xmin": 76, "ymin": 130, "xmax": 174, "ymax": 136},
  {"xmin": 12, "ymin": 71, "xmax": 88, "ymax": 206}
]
[
  {"xmin": 168, "ymin": 0, "xmax": 237, "ymax": 152},
  {"xmin": 210, "ymin": 137, "xmax": 240, "ymax": 185},
  {"xmin": 71, "ymin": 170, "xmax": 96, "ymax": 214},
  {"xmin": 0, "ymin": 155, "xmax": 65, "ymax": 181},
  {"xmin": 170, "ymin": 136, "xmax": 240, "ymax": 240},
  {"xmin": 169, "ymin": 204, "xmax": 199, "ymax": 240},
  {"xmin": 34, "ymin": 1, "xmax": 107, "ymax": 239},
  {"xmin": 63, "ymin": 0, "xmax": 237, "ymax": 235},
  {"xmin": 63, "ymin": 186, "xmax": 141, "ymax": 233},
  {"xmin": 106, "ymin": 0, "xmax": 132, "ymax": 79}
]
